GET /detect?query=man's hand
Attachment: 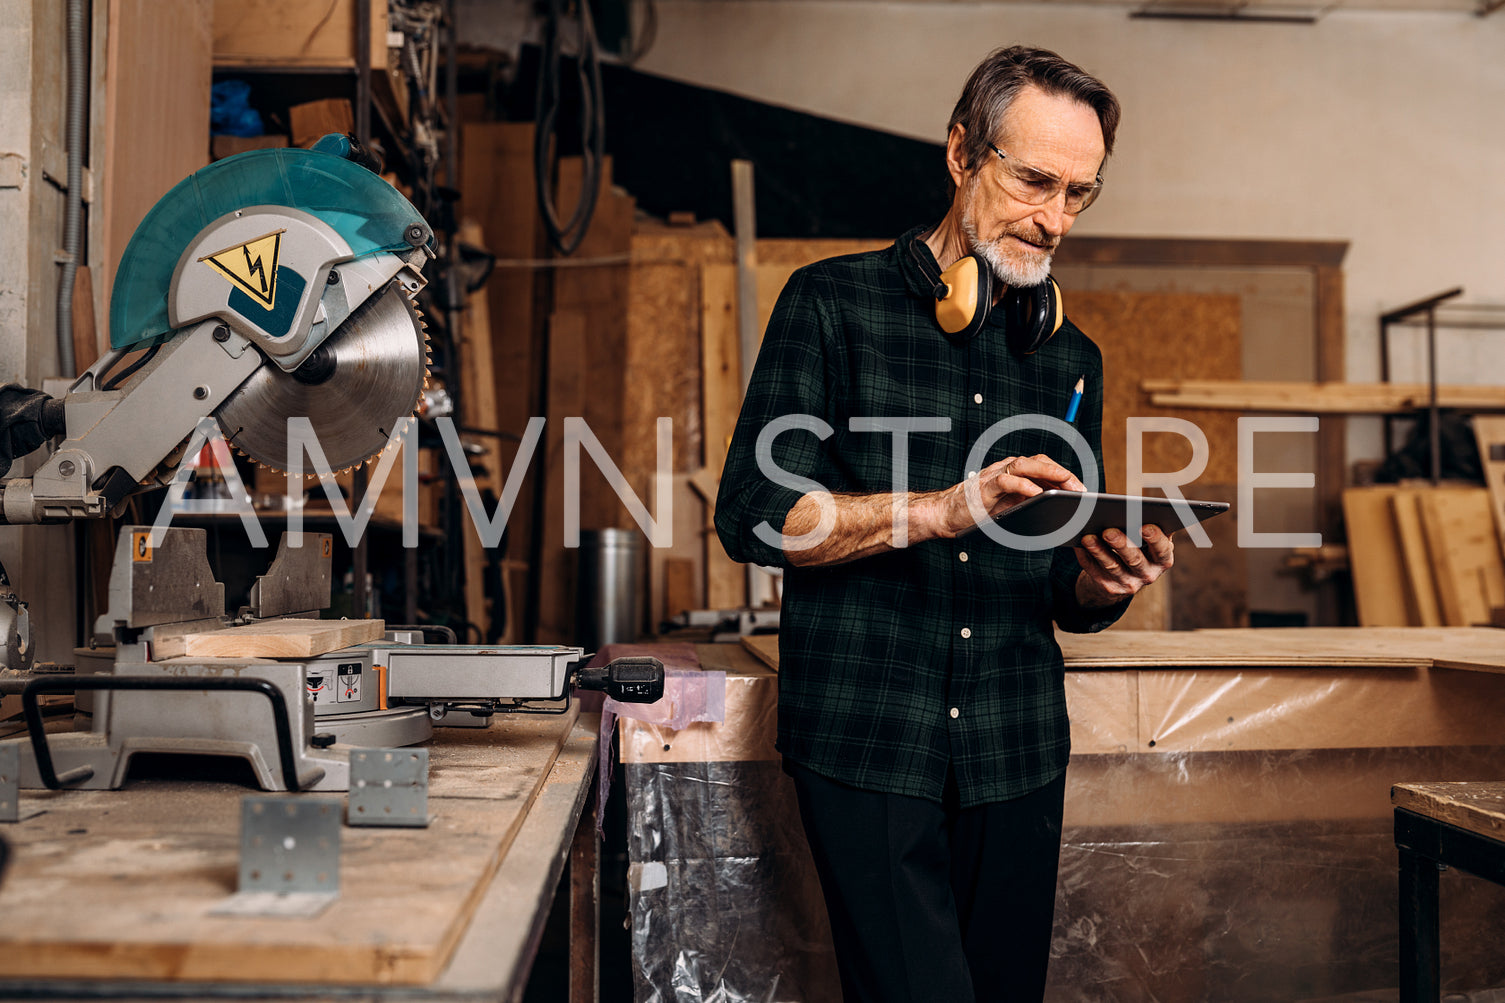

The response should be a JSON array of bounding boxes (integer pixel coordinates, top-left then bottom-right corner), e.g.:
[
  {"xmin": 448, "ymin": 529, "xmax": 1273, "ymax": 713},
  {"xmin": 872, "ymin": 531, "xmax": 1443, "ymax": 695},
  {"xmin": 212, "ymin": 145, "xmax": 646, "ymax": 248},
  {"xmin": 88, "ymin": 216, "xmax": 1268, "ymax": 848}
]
[
  {"xmin": 923, "ymin": 454, "xmax": 1086, "ymax": 539},
  {"xmin": 1073, "ymin": 525, "xmax": 1174, "ymax": 608}
]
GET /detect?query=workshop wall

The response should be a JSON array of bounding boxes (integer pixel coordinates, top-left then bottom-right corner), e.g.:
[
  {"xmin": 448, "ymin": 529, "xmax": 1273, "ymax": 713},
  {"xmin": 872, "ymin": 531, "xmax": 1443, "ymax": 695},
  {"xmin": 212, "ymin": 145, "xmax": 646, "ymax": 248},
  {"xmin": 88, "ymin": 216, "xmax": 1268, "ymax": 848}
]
[{"xmin": 630, "ymin": 2, "xmax": 1505, "ymax": 473}]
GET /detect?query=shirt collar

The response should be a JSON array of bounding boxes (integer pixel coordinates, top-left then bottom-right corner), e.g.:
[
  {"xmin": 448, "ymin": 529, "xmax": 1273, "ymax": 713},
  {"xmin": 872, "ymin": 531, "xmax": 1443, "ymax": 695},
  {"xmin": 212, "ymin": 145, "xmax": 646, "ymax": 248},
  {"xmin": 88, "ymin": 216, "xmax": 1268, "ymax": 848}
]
[{"xmin": 896, "ymin": 223, "xmax": 947, "ymax": 301}]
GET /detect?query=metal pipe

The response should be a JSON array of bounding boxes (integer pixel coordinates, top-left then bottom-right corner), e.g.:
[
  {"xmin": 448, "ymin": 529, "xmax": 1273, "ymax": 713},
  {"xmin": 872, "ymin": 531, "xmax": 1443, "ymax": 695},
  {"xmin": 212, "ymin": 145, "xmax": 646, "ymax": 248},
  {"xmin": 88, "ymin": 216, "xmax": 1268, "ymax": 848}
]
[
  {"xmin": 56, "ymin": 0, "xmax": 90, "ymax": 378},
  {"xmin": 1427, "ymin": 307, "xmax": 1440, "ymax": 484}
]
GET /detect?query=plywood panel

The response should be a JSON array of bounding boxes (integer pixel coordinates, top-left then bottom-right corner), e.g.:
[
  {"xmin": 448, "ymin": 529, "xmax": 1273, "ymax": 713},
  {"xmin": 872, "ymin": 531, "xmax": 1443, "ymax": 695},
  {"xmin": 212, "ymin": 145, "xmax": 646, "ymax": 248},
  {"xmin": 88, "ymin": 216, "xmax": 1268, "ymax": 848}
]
[
  {"xmin": 1341, "ymin": 486, "xmax": 1410, "ymax": 626},
  {"xmin": 100, "ymin": 0, "xmax": 213, "ymax": 329},
  {"xmin": 1419, "ymin": 487, "xmax": 1505, "ymax": 626},
  {"xmin": 1474, "ymin": 415, "xmax": 1505, "ymax": 562},
  {"xmin": 1391, "ymin": 489, "xmax": 1442, "ymax": 626}
]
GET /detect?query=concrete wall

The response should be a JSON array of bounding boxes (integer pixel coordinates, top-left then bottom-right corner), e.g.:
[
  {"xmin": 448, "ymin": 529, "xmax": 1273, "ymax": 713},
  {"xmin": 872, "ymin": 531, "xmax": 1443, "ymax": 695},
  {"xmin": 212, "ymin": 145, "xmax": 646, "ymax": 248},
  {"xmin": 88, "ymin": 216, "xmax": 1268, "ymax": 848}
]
[
  {"xmin": 0, "ymin": 0, "xmax": 78, "ymax": 663},
  {"xmin": 630, "ymin": 1, "xmax": 1505, "ymax": 468}
]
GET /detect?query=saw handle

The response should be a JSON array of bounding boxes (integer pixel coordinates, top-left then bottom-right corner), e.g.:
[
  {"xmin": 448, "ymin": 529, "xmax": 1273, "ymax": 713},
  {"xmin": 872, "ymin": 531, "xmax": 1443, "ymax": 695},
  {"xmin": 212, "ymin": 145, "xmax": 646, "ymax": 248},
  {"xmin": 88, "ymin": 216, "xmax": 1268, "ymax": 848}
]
[{"xmin": 573, "ymin": 656, "xmax": 665, "ymax": 705}]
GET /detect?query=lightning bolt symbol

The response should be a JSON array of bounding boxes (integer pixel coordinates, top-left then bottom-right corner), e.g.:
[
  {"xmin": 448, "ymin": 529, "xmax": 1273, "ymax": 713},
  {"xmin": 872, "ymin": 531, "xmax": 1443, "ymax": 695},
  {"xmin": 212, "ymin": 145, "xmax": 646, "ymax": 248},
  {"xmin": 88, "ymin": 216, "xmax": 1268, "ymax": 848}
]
[{"xmin": 242, "ymin": 244, "xmax": 268, "ymax": 294}]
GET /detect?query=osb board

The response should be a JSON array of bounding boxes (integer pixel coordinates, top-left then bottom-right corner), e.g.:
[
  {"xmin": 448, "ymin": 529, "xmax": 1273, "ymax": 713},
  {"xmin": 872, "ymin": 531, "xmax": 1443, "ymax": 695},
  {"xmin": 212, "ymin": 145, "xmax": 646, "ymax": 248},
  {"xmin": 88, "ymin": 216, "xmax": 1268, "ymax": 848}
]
[
  {"xmin": 0, "ymin": 711, "xmax": 582, "ymax": 985},
  {"xmin": 152, "ymin": 617, "xmax": 384, "ymax": 659},
  {"xmin": 1067, "ymin": 291, "xmax": 1242, "ymax": 492},
  {"xmin": 101, "ymin": 0, "xmax": 213, "ymax": 329},
  {"xmin": 1166, "ymin": 483, "xmax": 1245, "ymax": 630},
  {"xmin": 627, "ymin": 220, "xmax": 734, "ymax": 477},
  {"xmin": 1392, "ymin": 781, "xmax": 1505, "ymax": 842},
  {"xmin": 1342, "ymin": 486, "xmax": 1412, "ymax": 627}
]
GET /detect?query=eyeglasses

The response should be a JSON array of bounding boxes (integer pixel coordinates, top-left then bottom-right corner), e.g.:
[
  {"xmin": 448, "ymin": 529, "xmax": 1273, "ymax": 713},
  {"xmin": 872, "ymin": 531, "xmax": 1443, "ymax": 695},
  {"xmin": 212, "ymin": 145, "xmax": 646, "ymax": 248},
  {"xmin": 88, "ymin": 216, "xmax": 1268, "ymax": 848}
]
[{"xmin": 985, "ymin": 142, "xmax": 1103, "ymax": 214}]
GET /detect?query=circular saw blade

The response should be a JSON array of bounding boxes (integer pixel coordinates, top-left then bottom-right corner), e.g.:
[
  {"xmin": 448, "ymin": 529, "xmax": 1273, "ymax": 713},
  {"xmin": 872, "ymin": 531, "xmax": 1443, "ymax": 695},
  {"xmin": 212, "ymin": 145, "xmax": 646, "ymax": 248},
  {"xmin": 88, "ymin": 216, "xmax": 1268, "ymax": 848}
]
[{"xmin": 217, "ymin": 281, "xmax": 428, "ymax": 473}]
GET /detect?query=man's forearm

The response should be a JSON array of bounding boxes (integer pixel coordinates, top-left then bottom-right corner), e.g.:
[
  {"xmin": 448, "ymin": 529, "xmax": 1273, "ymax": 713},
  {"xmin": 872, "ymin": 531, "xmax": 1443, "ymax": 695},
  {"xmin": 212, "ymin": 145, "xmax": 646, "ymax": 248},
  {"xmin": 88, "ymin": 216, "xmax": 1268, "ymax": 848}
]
[{"xmin": 781, "ymin": 489, "xmax": 953, "ymax": 567}]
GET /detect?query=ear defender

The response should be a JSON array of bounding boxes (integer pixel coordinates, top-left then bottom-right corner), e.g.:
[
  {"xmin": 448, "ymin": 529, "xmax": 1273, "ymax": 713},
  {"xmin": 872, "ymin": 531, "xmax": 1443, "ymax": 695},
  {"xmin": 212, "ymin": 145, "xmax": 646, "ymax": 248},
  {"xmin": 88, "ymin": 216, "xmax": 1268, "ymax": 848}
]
[
  {"xmin": 933, "ymin": 254, "xmax": 993, "ymax": 342},
  {"xmin": 1001, "ymin": 274, "xmax": 1065, "ymax": 355},
  {"xmin": 910, "ymin": 237, "xmax": 1066, "ymax": 353}
]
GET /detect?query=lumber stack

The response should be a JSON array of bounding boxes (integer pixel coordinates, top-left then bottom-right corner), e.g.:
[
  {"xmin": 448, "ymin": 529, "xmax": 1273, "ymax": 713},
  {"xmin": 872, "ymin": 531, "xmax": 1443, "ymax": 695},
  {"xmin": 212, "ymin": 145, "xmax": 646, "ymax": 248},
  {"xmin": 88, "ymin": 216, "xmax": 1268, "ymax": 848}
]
[{"xmin": 1343, "ymin": 483, "xmax": 1505, "ymax": 626}]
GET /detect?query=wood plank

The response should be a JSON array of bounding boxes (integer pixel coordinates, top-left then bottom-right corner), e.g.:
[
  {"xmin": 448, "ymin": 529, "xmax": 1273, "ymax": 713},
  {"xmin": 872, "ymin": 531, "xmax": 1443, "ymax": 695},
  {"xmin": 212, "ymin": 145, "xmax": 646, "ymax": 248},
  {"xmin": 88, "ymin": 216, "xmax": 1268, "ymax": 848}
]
[
  {"xmin": 1144, "ymin": 379, "xmax": 1505, "ymax": 413},
  {"xmin": 698, "ymin": 263, "xmax": 746, "ymax": 609},
  {"xmin": 536, "ymin": 310, "xmax": 587, "ymax": 644},
  {"xmin": 69, "ymin": 265, "xmax": 98, "ymax": 376},
  {"xmin": 662, "ymin": 556, "xmax": 696, "ymax": 623},
  {"xmin": 100, "ymin": 0, "xmax": 213, "ymax": 328},
  {"xmin": 287, "ymin": 97, "xmax": 354, "ymax": 147},
  {"xmin": 1341, "ymin": 486, "xmax": 1411, "ymax": 626},
  {"xmin": 740, "ymin": 632, "xmax": 779, "ymax": 672},
  {"xmin": 1059, "ymin": 626, "xmax": 1505, "ymax": 672},
  {"xmin": 153, "ymin": 617, "xmax": 385, "ymax": 659},
  {"xmin": 457, "ymin": 218, "xmax": 501, "ymax": 642},
  {"xmin": 1392, "ymin": 781, "xmax": 1505, "ymax": 843},
  {"xmin": 1419, "ymin": 487, "xmax": 1505, "ymax": 626},
  {"xmin": 1474, "ymin": 415, "xmax": 1505, "ymax": 562},
  {"xmin": 0, "ymin": 710, "xmax": 581, "ymax": 985},
  {"xmin": 211, "ymin": 0, "xmax": 386, "ymax": 69},
  {"xmin": 1390, "ymin": 489, "xmax": 1443, "ymax": 626}
]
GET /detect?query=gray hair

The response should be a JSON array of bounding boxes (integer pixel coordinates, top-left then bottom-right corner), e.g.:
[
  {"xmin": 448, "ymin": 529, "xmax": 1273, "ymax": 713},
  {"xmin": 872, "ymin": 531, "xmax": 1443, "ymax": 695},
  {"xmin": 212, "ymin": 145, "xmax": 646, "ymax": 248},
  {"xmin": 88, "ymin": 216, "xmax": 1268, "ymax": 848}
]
[{"xmin": 947, "ymin": 46, "xmax": 1121, "ymax": 174}]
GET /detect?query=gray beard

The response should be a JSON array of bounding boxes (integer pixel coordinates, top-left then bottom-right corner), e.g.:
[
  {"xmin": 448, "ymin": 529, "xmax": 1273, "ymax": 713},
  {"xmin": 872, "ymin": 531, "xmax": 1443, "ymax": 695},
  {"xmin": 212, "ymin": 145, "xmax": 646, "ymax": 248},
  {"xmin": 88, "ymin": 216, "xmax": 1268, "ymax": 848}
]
[{"xmin": 961, "ymin": 206, "xmax": 1054, "ymax": 288}]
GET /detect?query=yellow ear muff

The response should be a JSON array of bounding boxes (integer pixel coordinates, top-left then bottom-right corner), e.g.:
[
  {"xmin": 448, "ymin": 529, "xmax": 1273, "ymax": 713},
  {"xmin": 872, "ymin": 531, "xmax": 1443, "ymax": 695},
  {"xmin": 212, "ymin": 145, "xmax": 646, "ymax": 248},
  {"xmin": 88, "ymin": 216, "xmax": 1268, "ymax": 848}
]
[{"xmin": 932, "ymin": 254, "xmax": 992, "ymax": 341}]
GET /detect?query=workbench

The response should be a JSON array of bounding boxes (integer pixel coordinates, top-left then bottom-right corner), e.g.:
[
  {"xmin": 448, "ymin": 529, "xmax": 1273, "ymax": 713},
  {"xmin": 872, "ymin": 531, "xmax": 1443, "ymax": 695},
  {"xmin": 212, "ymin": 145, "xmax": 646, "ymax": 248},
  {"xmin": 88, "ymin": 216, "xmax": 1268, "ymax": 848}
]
[
  {"xmin": 0, "ymin": 709, "xmax": 602, "ymax": 1000},
  {"xmin": 621, "ymin": 628, "xmax": 1505, "ymax": 1003},
  {"xmin": 1393, "ymin": 781, "xmax": 1505, "ymax": 1003}
]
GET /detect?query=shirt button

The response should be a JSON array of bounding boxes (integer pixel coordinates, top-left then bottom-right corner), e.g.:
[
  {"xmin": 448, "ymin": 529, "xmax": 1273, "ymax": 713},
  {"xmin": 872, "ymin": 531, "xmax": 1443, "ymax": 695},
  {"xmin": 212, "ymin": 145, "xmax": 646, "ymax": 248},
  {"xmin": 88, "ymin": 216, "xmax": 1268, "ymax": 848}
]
[
  {"xmin": 973, "ymin": 393, "xmax": 983, "ymax": 404},
  {"xmin": 950, "ymin": 707, "xmax": 960, "ymax": 719},
  {"xmin": 967, "ymin": 470, "xmax": 978, "ymax": 479},
  {"xmin": 959, "ymin": 551, "xmax": 969, "ymax": 563},
  {"xmin": 960, "ymin": 627, "xmax": 972, "ymax": 639}
]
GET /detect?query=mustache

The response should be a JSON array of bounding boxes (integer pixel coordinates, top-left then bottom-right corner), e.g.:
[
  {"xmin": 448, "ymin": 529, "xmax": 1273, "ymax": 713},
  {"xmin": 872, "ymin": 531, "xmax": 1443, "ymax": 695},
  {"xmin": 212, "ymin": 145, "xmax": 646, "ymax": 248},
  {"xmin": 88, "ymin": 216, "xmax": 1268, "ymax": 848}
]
[{"xmin": 996, "ymin": 224, "xmax": 1058, "ymax": 252}]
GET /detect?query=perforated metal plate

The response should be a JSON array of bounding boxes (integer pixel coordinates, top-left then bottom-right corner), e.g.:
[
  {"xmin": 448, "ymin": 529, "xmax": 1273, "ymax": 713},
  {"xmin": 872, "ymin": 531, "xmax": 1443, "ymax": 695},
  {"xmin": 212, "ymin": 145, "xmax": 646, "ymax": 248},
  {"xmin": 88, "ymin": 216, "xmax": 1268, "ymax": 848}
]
[
  {"xmin": 213, "ymin": 795, "xmax": 341, "ymax": 918},
  {"xmin": 347, "ymin": 747, "xmax": 429, "ymax": 827}
]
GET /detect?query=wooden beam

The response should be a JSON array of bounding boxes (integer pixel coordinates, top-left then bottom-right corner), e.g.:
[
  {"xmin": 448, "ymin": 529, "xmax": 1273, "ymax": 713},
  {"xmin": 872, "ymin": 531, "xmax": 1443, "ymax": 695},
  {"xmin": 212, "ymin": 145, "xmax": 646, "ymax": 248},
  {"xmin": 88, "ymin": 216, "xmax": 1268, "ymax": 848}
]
[{"xmin": 1144, "ymin": 379, "xmax": 1505, "ymax": 413}]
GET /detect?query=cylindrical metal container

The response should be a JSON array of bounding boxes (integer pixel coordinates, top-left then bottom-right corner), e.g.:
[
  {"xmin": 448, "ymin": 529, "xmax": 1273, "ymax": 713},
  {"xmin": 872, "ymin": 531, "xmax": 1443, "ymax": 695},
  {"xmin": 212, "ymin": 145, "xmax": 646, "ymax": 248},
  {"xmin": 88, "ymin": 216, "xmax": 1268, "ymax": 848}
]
[{"xmin": 575, "ymin": 528, "xmax": 645, "ymax": 654}]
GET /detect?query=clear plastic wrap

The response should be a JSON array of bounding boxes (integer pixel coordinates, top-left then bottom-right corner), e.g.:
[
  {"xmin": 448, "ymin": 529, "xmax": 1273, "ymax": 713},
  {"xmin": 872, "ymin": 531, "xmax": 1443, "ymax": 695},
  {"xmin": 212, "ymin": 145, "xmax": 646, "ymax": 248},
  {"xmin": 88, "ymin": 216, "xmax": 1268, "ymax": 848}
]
[{"xmin": 622, "ymin": 649, "xmax": 1505, "ymax": 1001}]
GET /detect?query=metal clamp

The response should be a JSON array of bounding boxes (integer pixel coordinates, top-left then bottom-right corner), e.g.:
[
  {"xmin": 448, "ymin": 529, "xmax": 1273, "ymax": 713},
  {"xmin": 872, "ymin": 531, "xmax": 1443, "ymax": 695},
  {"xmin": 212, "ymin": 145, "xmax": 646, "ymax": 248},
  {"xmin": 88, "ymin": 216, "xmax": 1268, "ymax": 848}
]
[{"xmin": 21, "ymin": 675, "xmax": 302, "ymax": 791}]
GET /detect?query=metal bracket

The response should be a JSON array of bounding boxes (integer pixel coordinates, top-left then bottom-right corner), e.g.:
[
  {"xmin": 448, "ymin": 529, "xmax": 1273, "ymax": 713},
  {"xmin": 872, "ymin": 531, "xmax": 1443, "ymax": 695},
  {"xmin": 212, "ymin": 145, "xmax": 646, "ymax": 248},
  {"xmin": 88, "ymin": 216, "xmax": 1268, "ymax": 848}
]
[
  {"xmin": 348, "ymin": 747, "xmax": 429, "ymax": 827},
  {"xmin": 214, "ymin": 796, "xmax": 341, "ymax": 918}
]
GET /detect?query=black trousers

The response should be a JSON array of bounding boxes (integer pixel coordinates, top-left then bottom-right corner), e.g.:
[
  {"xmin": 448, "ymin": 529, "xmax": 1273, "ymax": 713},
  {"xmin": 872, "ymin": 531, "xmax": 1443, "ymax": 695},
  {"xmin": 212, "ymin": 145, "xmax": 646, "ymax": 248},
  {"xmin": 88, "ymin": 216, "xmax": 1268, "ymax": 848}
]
[{"xmin": 788, "ymin": 760, "xmax": 1067, "ymax": 1003}]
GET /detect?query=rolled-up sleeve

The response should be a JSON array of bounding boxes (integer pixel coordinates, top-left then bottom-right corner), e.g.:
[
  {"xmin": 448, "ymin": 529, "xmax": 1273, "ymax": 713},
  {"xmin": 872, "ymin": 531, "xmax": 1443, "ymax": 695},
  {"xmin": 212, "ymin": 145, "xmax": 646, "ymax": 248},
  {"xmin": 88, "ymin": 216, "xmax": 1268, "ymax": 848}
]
[{"xmin": 714, "ymin": 269, "xmax": 837, "ymax": 569}]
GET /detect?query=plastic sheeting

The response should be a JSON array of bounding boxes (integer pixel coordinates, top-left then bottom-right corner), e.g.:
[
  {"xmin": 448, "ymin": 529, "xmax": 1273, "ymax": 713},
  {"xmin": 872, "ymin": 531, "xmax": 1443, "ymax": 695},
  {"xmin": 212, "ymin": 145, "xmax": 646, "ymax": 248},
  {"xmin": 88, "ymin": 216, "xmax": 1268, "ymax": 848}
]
[
  {"xmin": 625, "ymin": 760, "xmax": 838, "ymax": 1003},
  {"xmin": 622, "ymin": 652, "xmax": 1505, "ymax": 1002}
]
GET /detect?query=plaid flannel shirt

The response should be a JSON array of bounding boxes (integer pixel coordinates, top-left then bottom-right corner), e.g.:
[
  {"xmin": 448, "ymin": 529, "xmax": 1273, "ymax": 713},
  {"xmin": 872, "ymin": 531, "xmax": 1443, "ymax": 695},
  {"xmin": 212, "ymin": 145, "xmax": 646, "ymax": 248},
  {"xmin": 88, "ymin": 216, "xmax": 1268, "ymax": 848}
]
[{"xmin": 715, "ymin": 226, "xmax": 1128, "ymax": 807}]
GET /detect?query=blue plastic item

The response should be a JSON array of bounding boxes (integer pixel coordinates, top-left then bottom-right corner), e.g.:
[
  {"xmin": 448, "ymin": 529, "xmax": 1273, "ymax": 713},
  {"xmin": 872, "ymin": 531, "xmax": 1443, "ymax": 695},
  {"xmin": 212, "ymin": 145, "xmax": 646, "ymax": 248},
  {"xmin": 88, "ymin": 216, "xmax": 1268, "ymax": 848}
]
[{"xmin": 109, "ymin": 147, "xmax": 427, "ymax": 349}]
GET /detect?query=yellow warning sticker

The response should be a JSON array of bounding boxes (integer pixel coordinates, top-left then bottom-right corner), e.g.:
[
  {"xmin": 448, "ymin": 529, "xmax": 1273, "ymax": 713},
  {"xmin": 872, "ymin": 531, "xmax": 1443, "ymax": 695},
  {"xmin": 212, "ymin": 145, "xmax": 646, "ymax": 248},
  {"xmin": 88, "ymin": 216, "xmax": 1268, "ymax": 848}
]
[
  {"xmin": 321, "ymin": 538, "xmax": 332, "ymax": 559},
  {"xmin": 131, "ymin": 531, "xmax": 153, "ymax": 563},
  {"xmin": 199, "ymin": 229, "xmax": 285, "ymax": 309}
]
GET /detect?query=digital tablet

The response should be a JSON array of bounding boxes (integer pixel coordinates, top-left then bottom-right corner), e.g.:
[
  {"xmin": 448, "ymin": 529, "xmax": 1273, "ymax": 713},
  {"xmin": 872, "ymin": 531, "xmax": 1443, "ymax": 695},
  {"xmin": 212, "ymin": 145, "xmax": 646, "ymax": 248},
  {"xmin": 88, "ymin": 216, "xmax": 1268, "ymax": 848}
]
[{"xmin": 993, "ymin": 490, "xmax": 1230, "ymax": 546}]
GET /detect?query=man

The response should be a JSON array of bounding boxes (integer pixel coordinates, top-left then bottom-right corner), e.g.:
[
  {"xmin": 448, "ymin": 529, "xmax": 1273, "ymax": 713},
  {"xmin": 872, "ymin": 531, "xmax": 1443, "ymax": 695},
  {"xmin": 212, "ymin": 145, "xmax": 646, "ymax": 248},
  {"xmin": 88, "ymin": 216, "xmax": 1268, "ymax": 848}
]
[{"xmin": 714, "ymin": 46, "xmax": 1173, "ymax": 1002}]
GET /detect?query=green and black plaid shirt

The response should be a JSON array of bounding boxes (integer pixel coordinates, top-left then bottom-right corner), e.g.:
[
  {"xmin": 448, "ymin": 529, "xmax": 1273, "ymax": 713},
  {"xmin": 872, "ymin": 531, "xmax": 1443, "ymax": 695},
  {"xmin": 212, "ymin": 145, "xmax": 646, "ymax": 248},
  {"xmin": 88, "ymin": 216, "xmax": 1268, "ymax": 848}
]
[{"xmin": 715, "ymin": 226, "xmax": 1128, "ymax": 807}]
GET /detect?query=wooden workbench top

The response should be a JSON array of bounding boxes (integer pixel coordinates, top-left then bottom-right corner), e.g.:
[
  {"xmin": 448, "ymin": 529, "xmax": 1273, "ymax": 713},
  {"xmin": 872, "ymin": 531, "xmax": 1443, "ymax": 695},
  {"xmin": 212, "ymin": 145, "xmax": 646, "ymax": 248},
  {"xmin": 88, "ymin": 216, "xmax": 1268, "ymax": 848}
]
[
  {"xmin": 0, "ymin": 710, "xmax": 595, "ymax": 990},
  {"xmin": 1393, "ymin": 782, "xmax": 1505, "ymax": 843}
]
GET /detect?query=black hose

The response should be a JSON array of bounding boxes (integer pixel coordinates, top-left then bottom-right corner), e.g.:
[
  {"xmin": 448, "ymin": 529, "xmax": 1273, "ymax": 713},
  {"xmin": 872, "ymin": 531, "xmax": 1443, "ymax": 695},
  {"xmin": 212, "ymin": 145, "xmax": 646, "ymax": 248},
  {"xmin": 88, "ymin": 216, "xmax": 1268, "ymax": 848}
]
[{"xmin": 533, "ymin": 0, "xmax": 606, "ymax": 256}]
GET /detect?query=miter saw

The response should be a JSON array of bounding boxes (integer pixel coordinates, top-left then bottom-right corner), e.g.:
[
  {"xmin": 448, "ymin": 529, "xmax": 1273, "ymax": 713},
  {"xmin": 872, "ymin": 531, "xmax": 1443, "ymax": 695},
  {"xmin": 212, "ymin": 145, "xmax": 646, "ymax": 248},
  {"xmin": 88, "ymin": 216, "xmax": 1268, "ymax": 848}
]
[{"xmin": 0, "ymin": 135, "xmax": 663, "ymax": 793}]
